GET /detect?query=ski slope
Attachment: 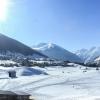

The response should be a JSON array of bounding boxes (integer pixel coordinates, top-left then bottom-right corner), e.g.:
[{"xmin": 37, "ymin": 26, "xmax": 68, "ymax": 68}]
[{"xmin": 0, "ymin": 65, "xmax": 100, "ymax": 100}]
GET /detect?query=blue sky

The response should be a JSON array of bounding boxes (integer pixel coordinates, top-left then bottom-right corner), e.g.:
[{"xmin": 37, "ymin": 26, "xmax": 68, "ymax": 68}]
[{"xmin": 0, "ymin": 0, "xmax": 100, "ymax": 51}]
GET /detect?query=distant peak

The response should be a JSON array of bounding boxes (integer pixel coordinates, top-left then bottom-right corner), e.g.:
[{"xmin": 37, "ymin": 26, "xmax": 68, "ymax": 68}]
[{"xmin": 47, "ymin": 43, "xmax": 55, "ymax": 48}]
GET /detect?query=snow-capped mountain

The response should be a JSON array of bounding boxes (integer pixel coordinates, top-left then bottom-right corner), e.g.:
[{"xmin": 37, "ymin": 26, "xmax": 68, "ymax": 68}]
[
  {"xmin": 33, "ymin": 43, "xmax": 83, "ymax": 63},
  {"xmin": 0, "ymin": 33, "xmax": 46, "ymax": 58},
  {"xmin": 91, "ymin": 56, "xmax": 100, "ymax": 65},
  {"xmin": 75, "ymin": 47, "xmax": 100, "ymax": 63}
]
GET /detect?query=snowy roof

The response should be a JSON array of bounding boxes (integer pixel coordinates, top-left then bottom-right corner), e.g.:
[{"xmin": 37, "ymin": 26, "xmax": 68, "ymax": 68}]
[
  {"xmin": 0, "ymin": 90, "xmax": 16, "ymax": 95},
  {"xmin": 13, "ymin": 91, "xmax": 30, "ymax": 96},
  {"xmin": 0, "ymin": 90, "xmax": 30, "ymax": 96}
]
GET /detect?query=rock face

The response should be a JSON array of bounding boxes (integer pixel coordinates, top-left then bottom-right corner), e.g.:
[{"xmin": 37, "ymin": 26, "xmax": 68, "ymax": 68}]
[
  {"xmin": 33, "ymin": 43, "xmax": 83, "ymax": 63},
  {"xmin": 0, "ymin": 33, "xmax": 46, "ymax": 58}
]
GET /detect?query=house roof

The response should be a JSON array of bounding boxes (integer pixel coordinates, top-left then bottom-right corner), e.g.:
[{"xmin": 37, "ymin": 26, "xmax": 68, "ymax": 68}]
[
  {"xmin": 0, "ymin": 90, "xmax": 30, "ymax": 96},
  {"xmin": 0, "ymin": 90, "xmax": 16, "ymax": 95},
  {"xmin": 13, "ymin": 91, "xmax": 30, "ymax": 96}
]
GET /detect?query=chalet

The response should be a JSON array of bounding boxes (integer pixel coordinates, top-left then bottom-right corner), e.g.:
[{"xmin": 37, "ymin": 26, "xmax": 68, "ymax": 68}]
[{"xmin": 0, "ymin": 90, "xmax": 31, "ymax": 100}]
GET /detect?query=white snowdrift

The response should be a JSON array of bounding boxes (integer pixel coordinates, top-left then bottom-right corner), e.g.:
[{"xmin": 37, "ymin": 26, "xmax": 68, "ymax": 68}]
[{"xmin": 16, "ymin": 67, "xmax": 48, "ymax": 76}]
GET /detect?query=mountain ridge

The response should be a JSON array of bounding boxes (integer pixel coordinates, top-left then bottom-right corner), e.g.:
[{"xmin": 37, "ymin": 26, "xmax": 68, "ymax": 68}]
[
  {"xmin": 33, "ymin": 43, "xmax": 83, "ymax": 63},
  {"xmin": 0, "ymin": 33, "xmax": 47, "ymax": 58},
  {"xmin": 75, "ymin": 47, "xmax": 100, "ymax": 63}
]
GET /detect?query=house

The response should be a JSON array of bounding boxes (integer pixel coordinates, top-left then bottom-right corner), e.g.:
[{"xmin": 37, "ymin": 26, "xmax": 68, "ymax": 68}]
[
  {"xmin": 0, "ymin": 90, "xmax": 31, "ymax": 100},
  {"xmin": 0, "ymin": 90, "xmax": 17, "ymax": 100}
]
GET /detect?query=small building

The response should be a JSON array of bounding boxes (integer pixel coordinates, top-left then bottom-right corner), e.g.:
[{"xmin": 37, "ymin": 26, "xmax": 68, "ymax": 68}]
[
  {"xmin": 8, "ymin": 70, "xmax": 16, "ymax": 78},
  {"xmin": 0, "ymin": 90, "xmax": 31, "ymax": 100}
]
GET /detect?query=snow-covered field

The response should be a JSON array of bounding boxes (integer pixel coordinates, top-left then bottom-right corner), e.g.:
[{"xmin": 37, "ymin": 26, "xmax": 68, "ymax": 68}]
[
  {"xmin": 0, "ymin": 64, "xmax": 100, "ymax": 100},
  {"xmin": 0, "ymin": 60, "xmax": 16, "ymax": 64}
]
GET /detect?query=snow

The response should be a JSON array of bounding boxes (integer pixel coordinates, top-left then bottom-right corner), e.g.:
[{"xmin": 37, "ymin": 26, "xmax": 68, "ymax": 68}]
[
  {"xmin": 75, "ymin": 47, "xmax": 100, "ymax": 63},
  {"xmin": 48, "ymin": 43, "xmax": 54, "ymax": 48},
  {"xmin": 16, "ymin": 67, "xmax": 48, "ymax": 76},
  {"xmin": 95, "ymin": 56, "xmax": 100, "ymax": 61},
  {"xmin": 33, "ymin": 43, "xmax": 55, "ymax": 50},
  {"xmin": 0, "ymin": 60, "xmax": 16, "ymax": 64},
  {"xmin": 0, "ymin": 64, "xmax": 99, "ymax": 100}
]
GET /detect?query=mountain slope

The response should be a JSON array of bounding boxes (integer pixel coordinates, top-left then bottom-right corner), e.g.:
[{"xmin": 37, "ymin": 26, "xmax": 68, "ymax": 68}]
[
  {"xmin": 0, "ymin": 33, "xmax": 46, "ymax": 58},
  {"xmin": 33, "ymin": 43, "xmax": 83, "ymax": 63},
  {"xmin": 75, "ymin": 47, "xmax": 100, "ymax": 63}
]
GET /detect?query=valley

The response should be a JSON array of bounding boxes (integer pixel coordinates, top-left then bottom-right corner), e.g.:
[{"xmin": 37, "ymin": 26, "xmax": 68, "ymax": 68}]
[{"xmin": 0, "ymin": 34, "xmax": 99, "ymax": 100}]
